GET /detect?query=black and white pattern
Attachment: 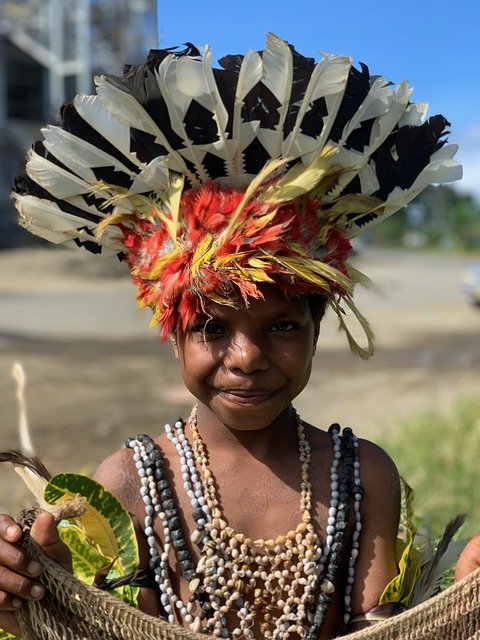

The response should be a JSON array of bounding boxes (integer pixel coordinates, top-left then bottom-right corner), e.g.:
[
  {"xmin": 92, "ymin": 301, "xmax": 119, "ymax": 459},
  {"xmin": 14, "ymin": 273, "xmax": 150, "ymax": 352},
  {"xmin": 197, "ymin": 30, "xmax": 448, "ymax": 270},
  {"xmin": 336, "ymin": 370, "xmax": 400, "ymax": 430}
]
[{"xmin": 12, "ymin": 34, "xmax": 461, "ymax": 254}]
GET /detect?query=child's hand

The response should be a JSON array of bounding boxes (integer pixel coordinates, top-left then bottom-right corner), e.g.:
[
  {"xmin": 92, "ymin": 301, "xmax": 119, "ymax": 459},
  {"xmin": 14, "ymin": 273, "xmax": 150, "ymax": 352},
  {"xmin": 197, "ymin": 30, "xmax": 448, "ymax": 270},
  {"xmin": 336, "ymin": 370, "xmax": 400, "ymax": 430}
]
[
  {"xmin": 455, "ymin": 535, "xmax": 480, "ymax": 582},
  {"xmin": 0, "ymin": 511, "xmax": 72, "ymax": 637}
]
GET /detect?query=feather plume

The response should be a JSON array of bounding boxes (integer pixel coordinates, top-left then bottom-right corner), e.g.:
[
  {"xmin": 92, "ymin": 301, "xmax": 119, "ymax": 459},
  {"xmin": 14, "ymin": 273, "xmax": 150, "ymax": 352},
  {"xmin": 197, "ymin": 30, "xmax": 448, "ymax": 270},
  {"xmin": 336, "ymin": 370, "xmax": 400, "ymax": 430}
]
[
  {"xmin": 12, "ymin": 362, "xmax": 34, "ymax": 456},
  {"xmin": 176, "ymin": 46, "xmax": 237, "ymax": 181},
  {"xmin": 0, "ymin": 451, "xmax": 51, "ymax": 480},
  {"xmin": 26, "ymin": 150, "xmax": 94, "ymax": 200},
  {"xmin": 11, "ymin": 34, "xmax": 462, "ymax": 356},
  {"xmin": 326, "ymin": 80, "xmax": 412, "ymax": 198},
  {"xmin": 410, "ymin": 516, "xmax": 467, "ymax": 606},
  {"xmin": 231, "ymin": 49, "xmax": 263, "ymax": 183},
  {"xmin": 255, "ymin": 33, "xmax": 293, "ymax": 160},
  {"xmin": 0, "ymin": 451, "xmax": 51, "ymax": 509},
  {"xmin": 73, "ymin": 94, "xmax": 144, "ymax": 169},
  {"xmin": 282, "ymin": 53, "xmax": 351, "ymax": 161},
  {"xmin": 154, "ymin": 55, "xmax": 208, "ymax": 184},
  {"xmin": 95, "ymin": 74, "xmax": 198, "ymax": 183}
]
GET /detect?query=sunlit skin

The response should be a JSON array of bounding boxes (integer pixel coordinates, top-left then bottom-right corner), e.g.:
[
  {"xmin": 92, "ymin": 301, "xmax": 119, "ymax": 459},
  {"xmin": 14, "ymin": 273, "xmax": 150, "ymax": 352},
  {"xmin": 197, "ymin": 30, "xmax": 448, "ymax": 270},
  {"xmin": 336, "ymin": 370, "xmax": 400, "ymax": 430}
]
[
  {"xmin": 1, "ymin": 285, "xmax": 480, "ymax": 638},
  {"xmin": 172, "ymin": 286, "xmax": 320, "ymax": 435}
]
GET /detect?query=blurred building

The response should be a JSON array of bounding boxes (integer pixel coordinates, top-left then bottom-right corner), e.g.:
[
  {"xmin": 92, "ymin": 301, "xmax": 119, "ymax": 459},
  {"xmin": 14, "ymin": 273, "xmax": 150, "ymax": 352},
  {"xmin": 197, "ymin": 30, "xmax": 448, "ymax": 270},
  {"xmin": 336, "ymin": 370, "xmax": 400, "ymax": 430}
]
[{"xmin": 0, "ymin": 0, "xmax": 157, "ymax": 248}]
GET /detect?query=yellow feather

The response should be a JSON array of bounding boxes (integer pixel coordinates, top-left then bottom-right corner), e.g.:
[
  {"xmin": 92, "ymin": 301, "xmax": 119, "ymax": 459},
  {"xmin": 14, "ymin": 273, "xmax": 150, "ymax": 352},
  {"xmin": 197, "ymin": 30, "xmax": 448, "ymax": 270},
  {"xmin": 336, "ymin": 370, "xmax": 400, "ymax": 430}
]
[
  {"xmin": 191, "ymin": 233, "xmax": 215, "ymax": 275},
  {"xmin": 213, "ymin": 252, "xmax": 252, "ymax": 267},
  {"xmin": 162, "ymin": 173, "xmax": 184, "ymax": 242},
  {"xmin": 273, "ymin": 255, "xmax": 353, "ymax": 293},
  {"xmin": 323, "ymin": 194, "xmax": 383, "ymax": 223},
  {"xmin": 206, "ymin": 292, "xmax": 237, "ymax": 306},
  {"xmin": 242, "ymin": 268, "xmax": 274, "ymax": 283},
  {"xmin": 329, "ymin": 296, "xmax": 375, "ymax": 359},
  {"xmin": 219, "ymin": 156, "xmax": 289, "ymax": 240},
  {"xmin": 248, "ymin": 257, "xmax": 271, "ymax": 269},
  {"xmin": 258, "ymin": 145, "xmax": 340, "ymax": 204},
  {"xmin": 142, "ymin": 247, "xmax": 181, "ymax": 279}
]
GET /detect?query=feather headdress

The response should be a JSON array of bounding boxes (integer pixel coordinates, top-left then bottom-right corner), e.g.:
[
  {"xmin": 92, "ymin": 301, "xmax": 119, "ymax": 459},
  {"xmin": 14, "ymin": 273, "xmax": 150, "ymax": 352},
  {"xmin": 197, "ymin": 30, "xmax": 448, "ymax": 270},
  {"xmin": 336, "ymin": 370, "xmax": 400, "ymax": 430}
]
[{"xmin": 12, "ymin": 34, "xmax": 462, "ymax": 356}]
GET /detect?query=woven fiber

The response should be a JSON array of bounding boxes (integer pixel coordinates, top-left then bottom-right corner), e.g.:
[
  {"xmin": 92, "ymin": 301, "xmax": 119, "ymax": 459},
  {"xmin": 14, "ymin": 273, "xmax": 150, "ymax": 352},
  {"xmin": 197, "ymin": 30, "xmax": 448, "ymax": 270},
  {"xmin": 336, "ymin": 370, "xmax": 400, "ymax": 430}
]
[{"xmin": 15, "ymin": 534, "xmax": 480, "ymax": 640}]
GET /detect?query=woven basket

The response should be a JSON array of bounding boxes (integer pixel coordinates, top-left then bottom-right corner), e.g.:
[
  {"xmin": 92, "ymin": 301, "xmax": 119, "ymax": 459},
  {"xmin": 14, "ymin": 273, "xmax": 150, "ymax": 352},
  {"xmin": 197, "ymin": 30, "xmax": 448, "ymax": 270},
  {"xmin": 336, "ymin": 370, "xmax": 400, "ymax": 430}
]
[{"xmin": 15, "ymin": 534, "xmax": 480, "ymax": 640}]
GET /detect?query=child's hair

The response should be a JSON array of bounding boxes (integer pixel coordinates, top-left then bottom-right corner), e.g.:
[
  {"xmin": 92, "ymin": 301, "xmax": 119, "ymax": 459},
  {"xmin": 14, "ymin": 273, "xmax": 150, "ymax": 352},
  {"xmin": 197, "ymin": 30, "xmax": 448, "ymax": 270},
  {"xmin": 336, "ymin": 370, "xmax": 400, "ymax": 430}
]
[{"xmin": 307, "ymin": 295, "xmax": 328, "ymax": 323}]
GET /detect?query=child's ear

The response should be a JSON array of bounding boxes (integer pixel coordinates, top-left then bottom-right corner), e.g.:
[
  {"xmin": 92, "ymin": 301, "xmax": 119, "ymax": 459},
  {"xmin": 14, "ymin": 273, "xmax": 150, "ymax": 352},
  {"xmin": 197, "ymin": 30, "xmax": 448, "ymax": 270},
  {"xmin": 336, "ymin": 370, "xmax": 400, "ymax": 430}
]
[{"xmin": 169, "ymin": 334, "xmax": 180, "ymax": 359}]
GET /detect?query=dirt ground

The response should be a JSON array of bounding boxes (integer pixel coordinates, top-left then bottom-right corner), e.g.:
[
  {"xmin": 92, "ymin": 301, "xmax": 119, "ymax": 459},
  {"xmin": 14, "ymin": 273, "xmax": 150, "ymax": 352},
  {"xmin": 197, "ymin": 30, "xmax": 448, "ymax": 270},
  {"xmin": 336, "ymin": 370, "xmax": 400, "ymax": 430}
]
[{"xmin": 1, "ymin": 246, "xmax": 479, "ymax": 511}]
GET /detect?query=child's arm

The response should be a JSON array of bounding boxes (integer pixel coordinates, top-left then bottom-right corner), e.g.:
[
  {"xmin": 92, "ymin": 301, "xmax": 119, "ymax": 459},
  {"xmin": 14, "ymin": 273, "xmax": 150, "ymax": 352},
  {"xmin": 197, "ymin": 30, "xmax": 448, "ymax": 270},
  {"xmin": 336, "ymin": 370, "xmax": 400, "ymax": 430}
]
[
  {"xmin": 349, "ymin": 440, "xmax": 401, "ymax": 627},
  {"xmin": 456, "ymin": 536, "xmax": 480, "ymax": 582}
]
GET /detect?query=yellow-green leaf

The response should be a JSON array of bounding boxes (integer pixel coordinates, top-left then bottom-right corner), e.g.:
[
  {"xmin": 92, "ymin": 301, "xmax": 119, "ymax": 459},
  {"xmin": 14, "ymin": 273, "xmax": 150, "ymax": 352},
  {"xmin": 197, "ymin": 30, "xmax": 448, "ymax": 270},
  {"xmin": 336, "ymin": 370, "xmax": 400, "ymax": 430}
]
[
  {"xmin": 57, "ymin": 521, "xmax": 112, "ymax": 585},
  {"xmin": 380, "ymin": 477, "xmax": 422, "ymax": 605},
  {"xmin": 44, "ymin": 474, "xmax": 139, "ymax": 604}
]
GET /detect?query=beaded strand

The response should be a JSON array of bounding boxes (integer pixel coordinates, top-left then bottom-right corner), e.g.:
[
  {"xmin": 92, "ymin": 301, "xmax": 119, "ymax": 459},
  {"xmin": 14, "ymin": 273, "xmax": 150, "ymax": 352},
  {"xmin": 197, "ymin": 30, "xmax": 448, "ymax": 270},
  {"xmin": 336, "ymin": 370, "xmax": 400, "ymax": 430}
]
[
  {"xmin": 125, "ymin": 434, "xmax": 197, "ymax": 626},
  {"xmin": 188, "ymin": 407, "xmax": 322, "ymax": 639},
  {"xmin": 126, "ymin": 414, "xmax": 363, "ymax": 638}
]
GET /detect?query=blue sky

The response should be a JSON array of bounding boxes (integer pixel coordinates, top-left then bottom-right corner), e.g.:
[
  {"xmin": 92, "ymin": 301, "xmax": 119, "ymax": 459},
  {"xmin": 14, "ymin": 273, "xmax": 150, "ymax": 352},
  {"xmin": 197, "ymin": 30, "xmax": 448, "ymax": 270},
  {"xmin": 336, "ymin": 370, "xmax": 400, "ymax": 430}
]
[{"xmin": 157, "ymin": 0, "xmax": 480, "ymax": 199}]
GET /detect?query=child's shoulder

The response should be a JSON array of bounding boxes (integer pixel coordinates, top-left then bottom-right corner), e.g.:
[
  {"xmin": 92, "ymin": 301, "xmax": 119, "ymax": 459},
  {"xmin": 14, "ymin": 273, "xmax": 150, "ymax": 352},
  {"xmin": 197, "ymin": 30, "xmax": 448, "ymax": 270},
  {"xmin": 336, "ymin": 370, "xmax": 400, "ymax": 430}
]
[
  {"xmin": 306, "ymin": 422, "xmax": 400, "ymax": 497},
  {"xmin": 92, "ymin": 446, "xmax": 141, "ymax": 512},
  {"xmin": 356, "ymin": 436, "xmax": 400, "ymax": 488},
  {"xmin": 92, "ymin": 432, "xmax": 172, "ymax": 509}
]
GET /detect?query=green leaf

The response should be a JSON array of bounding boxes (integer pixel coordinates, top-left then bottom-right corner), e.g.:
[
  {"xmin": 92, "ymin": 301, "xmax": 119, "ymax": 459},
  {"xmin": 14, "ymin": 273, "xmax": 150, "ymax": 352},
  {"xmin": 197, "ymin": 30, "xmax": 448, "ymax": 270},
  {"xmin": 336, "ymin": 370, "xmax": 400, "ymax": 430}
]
[
  {"xmin": 0, "ymin": 631, "xmax": 19, "ymax": 640},
  {"xmin": 380, "ymin": 477, "xmax": 422, "ymax": 605},
  {"xmin": 57, "ymin": 521, "xmax": 112, "ymax": 585},
  {"xmin": 44, "ymin": 473, "xmax": 139, "ymax": 604}
]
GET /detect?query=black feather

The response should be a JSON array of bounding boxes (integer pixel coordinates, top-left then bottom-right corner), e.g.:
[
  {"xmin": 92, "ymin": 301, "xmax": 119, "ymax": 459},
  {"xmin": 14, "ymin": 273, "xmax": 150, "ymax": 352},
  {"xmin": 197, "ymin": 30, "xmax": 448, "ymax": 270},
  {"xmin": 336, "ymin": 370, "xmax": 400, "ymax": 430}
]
[{"xmin": 0, "ymin": 451, "xmax": 52, "ymax": 481}]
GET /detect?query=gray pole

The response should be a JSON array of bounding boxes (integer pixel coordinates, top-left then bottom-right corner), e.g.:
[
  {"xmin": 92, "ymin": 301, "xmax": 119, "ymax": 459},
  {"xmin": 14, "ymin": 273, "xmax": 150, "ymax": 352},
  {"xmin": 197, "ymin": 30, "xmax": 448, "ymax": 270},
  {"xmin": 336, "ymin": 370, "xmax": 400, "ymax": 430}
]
[
  {"xmin": 47, "ymin": 0, "xmax": 64, "ymax": 116},
  {"xmin": 76, "ymin": 0, "xmax": 91, "ymax": 95},
  {"xmin": 0, "ymin": 35, "xmax": 7, "ymax": 132}
]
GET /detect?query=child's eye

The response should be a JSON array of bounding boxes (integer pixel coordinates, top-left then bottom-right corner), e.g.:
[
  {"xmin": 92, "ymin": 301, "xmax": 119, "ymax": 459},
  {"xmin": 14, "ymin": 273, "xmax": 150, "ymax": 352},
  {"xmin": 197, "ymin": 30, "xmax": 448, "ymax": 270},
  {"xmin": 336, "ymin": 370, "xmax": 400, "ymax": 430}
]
[
  {"xmin": 269, "ymin": 320, "xmax": 298, "ymax": 333},
  {"xmin": 190, "ymin": 321, "xmax": 225, "ymax": 336},
  {"xmin": 203, "ymin": 322, "xmax": 225, "ymax": 335}
]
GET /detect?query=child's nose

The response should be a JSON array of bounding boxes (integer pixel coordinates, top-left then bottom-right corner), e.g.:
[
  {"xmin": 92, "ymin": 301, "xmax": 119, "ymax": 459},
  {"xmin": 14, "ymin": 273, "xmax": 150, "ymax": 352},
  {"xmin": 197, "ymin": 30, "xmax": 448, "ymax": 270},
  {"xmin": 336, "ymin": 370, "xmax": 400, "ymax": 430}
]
[{"xmin": 225, "ymin": 333, "xmax": 270, "ymax": 374}]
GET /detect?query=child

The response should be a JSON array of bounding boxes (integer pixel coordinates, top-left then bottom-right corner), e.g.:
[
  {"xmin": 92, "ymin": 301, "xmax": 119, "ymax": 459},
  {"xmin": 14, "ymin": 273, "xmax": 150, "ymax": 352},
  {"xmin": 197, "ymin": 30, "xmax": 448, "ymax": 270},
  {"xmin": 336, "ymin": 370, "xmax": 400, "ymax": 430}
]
[{"xmin": 0, "ymin": 34, "xmax": 476, "ymax": 639}]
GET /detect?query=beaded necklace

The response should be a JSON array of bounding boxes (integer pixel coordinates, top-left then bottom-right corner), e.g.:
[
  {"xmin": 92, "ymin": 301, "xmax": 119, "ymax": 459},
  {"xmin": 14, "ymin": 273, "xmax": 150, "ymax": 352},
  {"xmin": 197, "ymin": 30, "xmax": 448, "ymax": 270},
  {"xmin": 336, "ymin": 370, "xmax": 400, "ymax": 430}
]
[{"xmin": 125, "ymin": 410, "xmax": 363, "ymax": 639}]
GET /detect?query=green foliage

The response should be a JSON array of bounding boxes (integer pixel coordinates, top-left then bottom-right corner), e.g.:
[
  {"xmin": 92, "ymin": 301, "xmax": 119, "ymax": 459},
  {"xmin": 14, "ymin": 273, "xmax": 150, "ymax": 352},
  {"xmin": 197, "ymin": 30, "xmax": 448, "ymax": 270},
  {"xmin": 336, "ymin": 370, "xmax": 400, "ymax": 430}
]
[
  {"xmin": 369, "ymin": 186, "xmax": 480, "ymax": 252},
  {"xmin": 379, "ymin": 393, "xmax": 480, "ymax": 538},
  {"xmin": 0, "ymin": 475, "xmax": 140, "ymax": 638},
  {"xmin": 380, "ymin": 478, "xmax": 422, "ymax": 605},
  {"xmin": 44, "ymin": 474, "xmax": 139, "ymax": 605}
]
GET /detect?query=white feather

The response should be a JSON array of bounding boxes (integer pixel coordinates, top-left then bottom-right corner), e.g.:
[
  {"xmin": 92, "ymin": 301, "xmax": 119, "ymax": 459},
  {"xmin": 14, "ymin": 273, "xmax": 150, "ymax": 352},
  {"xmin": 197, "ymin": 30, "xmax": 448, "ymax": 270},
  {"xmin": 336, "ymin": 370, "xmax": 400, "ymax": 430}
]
[
  {"xmin": 256, "ymin": 33, "xmax": 293, "ymax": 160},
  {"xmin": 326, "ymin": 81, "xmax": 412, "ymax": 199},
  {"xmin": 176, "ymin": 46, "xmax": 238, "ymax": 181},
  {"xmin": 95, "ymin": 74, "xmax": 198, "ymax": 183},
  {"xmin": 155, "ymin": 55, "xmax": 208, "ymax": 184},
  {"xmin": 282, "ymin": 54, "xmax": 351, "ymax": 161},
  {"xmin": 14, "ymin": 467, "xmax": 49, "ymax": 509},
  {"xmin": 42, "ymin": 125, "xmax": 141, "ymax": 185},
  {"xmin": 26, "ymin": 151, "xmax": 94, "ymax": 199},
  {"xmin": 398, "ymin": 101, "xmax": 429, "ymax": 127},
  {"xmin": 12, "ymin": 363, "xmax": 34, "ymax": 456},
  {"xmin": 74, "ymin": 94, "xmax": 142, "ymax": 168},
  {"xmin": 347, "ymin": 151, "xmax": 463, "ymax": 235},
  {"xmin": 231, "ymin": 48, "xmax": 263, "ymax": 182},
  {"xmin": 130, "ymin": 156, "xmax": 171, "ymax": 193},
  {"xmin": 15, "ymin": 194, "xmax": 122, "ymax": 252}
]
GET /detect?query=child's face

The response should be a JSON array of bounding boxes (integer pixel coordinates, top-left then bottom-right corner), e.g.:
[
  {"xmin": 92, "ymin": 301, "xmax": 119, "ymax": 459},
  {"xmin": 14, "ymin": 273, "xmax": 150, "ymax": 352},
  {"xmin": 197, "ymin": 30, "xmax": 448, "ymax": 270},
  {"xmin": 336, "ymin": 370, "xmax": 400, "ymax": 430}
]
[{"xmin": 172, "ymin": 286, "xmax": 320, "ymax": 431}]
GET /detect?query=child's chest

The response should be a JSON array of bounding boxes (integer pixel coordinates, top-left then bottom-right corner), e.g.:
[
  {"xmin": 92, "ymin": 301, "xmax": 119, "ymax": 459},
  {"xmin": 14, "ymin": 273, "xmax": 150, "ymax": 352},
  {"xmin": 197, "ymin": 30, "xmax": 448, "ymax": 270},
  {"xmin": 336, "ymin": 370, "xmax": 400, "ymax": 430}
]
[{"xmin": 129, "ymin": 429, "xmax": 355, "ymax": 639}]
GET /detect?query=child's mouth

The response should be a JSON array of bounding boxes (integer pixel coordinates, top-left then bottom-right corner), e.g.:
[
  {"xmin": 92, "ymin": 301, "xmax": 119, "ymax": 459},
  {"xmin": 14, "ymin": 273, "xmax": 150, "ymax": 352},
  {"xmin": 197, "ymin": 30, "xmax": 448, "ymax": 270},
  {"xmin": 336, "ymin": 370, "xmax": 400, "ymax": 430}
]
[{"xmin": 217, "ymin": 389, "xmax": 278, "ymax": 405}]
